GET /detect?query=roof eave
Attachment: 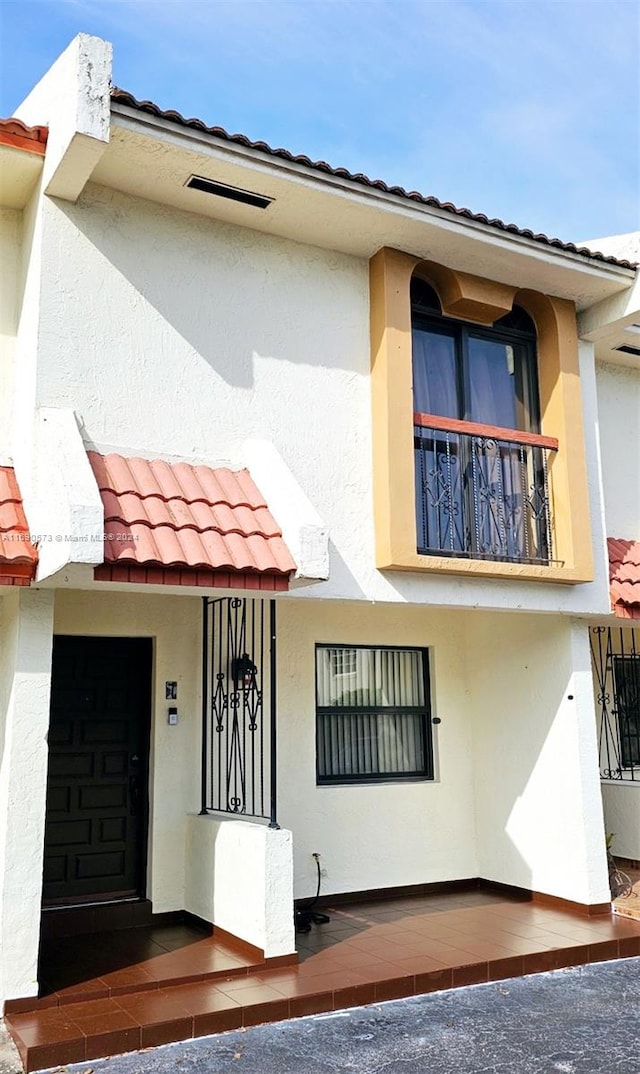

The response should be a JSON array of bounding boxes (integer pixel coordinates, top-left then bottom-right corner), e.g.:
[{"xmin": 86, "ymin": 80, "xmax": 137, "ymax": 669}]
[
  {"xmin": 0, "ymin": 127, "xmax": 46, "ymax": 209},
  {"xmin": 109, "ymin": 96, "xmax": 636, "ymax": 282}
]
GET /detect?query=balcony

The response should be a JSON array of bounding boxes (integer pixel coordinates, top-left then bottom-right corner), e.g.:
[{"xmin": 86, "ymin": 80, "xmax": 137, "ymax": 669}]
[{"xmin": 414, "ymin": 414, "xmax": 557, "ymax": 566}]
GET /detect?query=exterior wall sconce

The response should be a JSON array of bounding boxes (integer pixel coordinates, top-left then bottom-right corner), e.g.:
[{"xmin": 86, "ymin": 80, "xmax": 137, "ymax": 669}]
[{"xmin": 232, "ymin": 653, "xmax": 258, "ymax": 690}]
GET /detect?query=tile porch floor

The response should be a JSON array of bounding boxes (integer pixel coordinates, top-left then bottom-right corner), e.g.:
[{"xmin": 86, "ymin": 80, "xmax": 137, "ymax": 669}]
[{"xmin": 6, "ymin": 888, "xmax": 640, "ymax": 1072}]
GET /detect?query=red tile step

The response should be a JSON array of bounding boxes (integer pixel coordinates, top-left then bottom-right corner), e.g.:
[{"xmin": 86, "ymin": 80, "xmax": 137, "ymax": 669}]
[
  {"xmin": 7, "ymin": 931, "xmax": 294, "ymax": 1016},
  {"xmin": 7, "ymin": 932, "xmax": 640, "ymax": 1071}
]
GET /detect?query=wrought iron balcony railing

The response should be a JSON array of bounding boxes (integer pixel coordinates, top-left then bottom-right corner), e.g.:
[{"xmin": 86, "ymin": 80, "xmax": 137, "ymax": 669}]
[{"xmin": 414, "ymin": 414, "xmax": 557, "ymax": 565}]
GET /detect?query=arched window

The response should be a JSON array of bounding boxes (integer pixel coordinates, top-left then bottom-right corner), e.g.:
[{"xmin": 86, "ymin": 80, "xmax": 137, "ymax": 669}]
[
  {"xmin": 411, "ymin": 278, "xmax": 540, "ymax": 433},
  {"xmin": 411, "ymin": 276, "xmax": 552, "ymax": 565}
]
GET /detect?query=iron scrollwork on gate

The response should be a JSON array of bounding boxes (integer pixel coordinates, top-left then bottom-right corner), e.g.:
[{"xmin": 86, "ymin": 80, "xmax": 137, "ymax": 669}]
[
  {"xmin": 590, "ymin": 625, "xmax": 639, "ymax": 782},
  {"xmin": 201, "ymin": 596, "xmax": 278, "ymax": 826}
]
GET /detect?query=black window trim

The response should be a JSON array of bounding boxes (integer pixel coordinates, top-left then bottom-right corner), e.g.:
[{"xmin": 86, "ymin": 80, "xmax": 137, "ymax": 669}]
[
  {"xmin": 411, "ymin": 291, "xmax": 542, "ymax": 435},
  {"xmin": 613, "ymin": 654, "xmax": 640, "ymax": 770},
  {"xmin": 314, "ymin": 642, "xmax": 434, "ymax": 786}
]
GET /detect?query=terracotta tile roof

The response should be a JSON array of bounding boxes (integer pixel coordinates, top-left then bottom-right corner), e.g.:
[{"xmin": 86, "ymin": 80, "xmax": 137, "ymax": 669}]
[
  {"xmin": 608, "ymin": 538, "xmax": 640, "ymax": 619},
  {"xmin": 0, "ymin": 467, "xmax": 37, "ymax": 585},
  {"xmin": 111, "ymin": 88, "xmax": 637, "ymax": 271},
  {"xmin": 88, "ymin": 452, "xmax": 296, "ymax": 589},
  {"xmin": 0, "ymin": 118, "xmax": 47, "ymax": 155}
]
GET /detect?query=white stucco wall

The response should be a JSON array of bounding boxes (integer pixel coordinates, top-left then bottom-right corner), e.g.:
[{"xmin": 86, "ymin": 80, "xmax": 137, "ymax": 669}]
[
  {"xmin": 26, "ymin": 183, "xmax": 611, "ymax": 617},
  {"xmin": 0, "ymin": 593, "xmax": 20, "ymax": 795},
  {"xmin": 601, "ymin": 783, "xmax": 640, "ymax": 860},
  {"xmin": 595, "ymin": 360, "xmax": 640, "ymax": 539},
  {"xmin": 0, "ymin": 209, "xmax": 21, "ymax": 460},
  {"xmin": 53, "ymin": 589, "xmax": 202, "ymax": 913},
  {"xmin": 277, "ymin": 599, "xmax": 478, "ymax": 899},
  {"xmin": 469, "ymin": 614, "xmax": 609, "ymax": 905},
  {"xmin": 276, "ymin": 600, "xmax": 609, "ymax": 906},
  {"xmin": 11, "ymin": 185, "xmax": 44, "ymax": 508},
  {"xmin": 0, "ymin": 589, "xmax": 54, "ymax": 1004},
  {"xmin": 184, "ymin": 814, "xmax": 295, "ymax": 957}
]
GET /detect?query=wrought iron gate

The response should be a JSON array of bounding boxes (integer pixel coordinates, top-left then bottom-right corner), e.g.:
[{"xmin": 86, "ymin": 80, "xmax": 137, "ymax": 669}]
[
  {"xmin": 590, "ymin": 625, "xmax": 639, "ymax": 782},
  {"xmin": 201, "ymin": 596, "xmax": 278, "ymax": 826}
]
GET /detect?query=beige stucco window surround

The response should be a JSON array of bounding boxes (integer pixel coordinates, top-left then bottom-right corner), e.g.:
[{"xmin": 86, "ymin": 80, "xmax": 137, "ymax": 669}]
[{"xmin": 370, "ymin": 247, "xmax": 594, "ymax": 584}]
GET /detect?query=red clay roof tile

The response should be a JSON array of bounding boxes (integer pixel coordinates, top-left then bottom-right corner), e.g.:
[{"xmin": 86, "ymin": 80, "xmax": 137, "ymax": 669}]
[
  {"xmin": 88, "ymin": 452, "xmax": 296, "ymax": 584},
  {"xmin": 0, "ymin": 467, "xmax": 37, "ymax": 585},
  {"xmin": 110, "ymin": 88, "xmax": 637, "ymax": 271},
  {"xmin": 608, "ymin": 538, "xmax": 640, "ymax": 620},
  {"xmin": 0, "ymin": 118, "xmax": 47, "ymax": 155}
]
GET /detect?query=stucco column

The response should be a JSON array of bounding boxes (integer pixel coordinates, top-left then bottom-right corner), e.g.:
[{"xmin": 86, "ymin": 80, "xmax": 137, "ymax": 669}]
[
  {"xmin": 184, "ymin": 815, "xmax": 295, "ymax": 958},
  {"xmin": 568, "ymin": 618, "xmax": 611, "ymax": 904},
  {"xmin": 0, "ymin": 588, "xmax": 54, "ymax": 1003}
]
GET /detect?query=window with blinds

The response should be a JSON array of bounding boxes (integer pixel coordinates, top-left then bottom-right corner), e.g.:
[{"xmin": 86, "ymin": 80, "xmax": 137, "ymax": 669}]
[
  {"xmin": 613, "ymin": 655, "xmax": 640, "ymax": 769},
  {"xmin": 315, "ymin": 645, "xmax": 433, "ymax": 784}
]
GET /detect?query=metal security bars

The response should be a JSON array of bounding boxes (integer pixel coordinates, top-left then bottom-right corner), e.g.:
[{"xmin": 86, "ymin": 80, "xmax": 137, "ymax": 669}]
[
  {"xmin": 201, "ymin": 597, "xmax": 278, "ymax": 825},
  {"xmin": 315, "ymin": 645, "xmax": 433, "ymax": 784},
  {"xmin": 414, "ymin": 417, "xmax": 555, "ymax": 564},
  {"xmin": 590, "ymin": 626, "xmax": 640, "ymax": 782}
]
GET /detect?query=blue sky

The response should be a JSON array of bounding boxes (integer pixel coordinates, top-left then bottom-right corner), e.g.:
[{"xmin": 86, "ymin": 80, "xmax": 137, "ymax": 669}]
[{"xmin": 0, "ymin": 0, "xmax": 638, "ymax": 243}]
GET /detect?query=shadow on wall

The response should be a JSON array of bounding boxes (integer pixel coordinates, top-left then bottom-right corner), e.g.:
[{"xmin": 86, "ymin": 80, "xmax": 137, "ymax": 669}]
[
  {"xmin": 292, "ymin": 539, "xmax": 370, "ymax": 601},
  {"xmin": 53, "ymin": 185, "xmax": 368, "ymax": 392},
  {"xmin": 276, "ymin": 605, "xmax": 607, "ymax": 905},
  {"xmin": 465, "ymin": 611, "xmax": 607, "ymax": 904},
  {"xmin": 271, "ymin": 600, "xmax": 540, "ymax": 903}
]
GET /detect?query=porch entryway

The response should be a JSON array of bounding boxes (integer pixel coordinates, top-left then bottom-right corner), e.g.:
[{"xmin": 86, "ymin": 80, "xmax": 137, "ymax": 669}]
[
  {"xmin": 7, "ymin": 884, "xmax": 640, "ymax": 1071},
  {"xmin": 42, "ymin": 636, "xmax": 152, "ymax": 906}
]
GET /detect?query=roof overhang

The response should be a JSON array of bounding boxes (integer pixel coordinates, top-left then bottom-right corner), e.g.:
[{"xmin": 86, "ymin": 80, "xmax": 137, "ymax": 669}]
[
  {"xmin": 0, "ymin": 124, "xmax": 46, "ymax": 209},
  {"xmin": 87, "ymin": 450, "xmax": 297, "ymax": 591},
  {"xmin": 578, "ymin": 233, "xmax": 640, "ymax": 367},
  {"xmin": 12, "ymin": 407, "xmax": 328, "ymax": 591},
  {"xmin": 581, "ymin": 314, "xmax": 640, "ymax": 370},
  {"xmin": 92, "ymin": 104, "xmax": 636, "ymax": 314}
]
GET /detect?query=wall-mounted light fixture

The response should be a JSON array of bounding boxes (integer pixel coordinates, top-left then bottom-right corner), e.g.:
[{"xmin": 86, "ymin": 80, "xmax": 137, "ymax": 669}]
[{"xmin": 232, "ymin": 652, "xmax": 258, "ymax": 690}]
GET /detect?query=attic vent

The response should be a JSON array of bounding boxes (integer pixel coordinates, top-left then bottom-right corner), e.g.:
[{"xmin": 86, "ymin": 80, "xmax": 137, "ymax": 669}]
[
  {"xmin": 614, "ymin": 344, "xmax": 640, "ymax": 357},
  {"xmin": 186, "ymin": 175, "xmax": 273, "ymax": 209}
]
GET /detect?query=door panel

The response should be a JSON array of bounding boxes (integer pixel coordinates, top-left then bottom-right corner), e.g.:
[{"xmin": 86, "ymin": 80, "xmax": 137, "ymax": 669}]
[{"xmin": 43, "ymin": 636, "xmax": 152, "ymax": 905}]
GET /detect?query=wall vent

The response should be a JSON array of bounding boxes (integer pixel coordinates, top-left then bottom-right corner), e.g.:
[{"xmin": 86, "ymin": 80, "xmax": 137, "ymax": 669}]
[
  {"xmin": 186, "ymin": 175, "xmax": 273, "ymax": 209},
  {"xmin": 614, "ymin": 344, "xmax": 640, "ymax": 356}
]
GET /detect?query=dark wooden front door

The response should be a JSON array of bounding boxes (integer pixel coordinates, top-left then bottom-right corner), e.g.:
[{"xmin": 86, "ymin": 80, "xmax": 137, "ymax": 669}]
[{"xmin": 43, "ymin": 636, "xmax": 152, "ymax": 905}]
